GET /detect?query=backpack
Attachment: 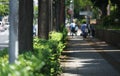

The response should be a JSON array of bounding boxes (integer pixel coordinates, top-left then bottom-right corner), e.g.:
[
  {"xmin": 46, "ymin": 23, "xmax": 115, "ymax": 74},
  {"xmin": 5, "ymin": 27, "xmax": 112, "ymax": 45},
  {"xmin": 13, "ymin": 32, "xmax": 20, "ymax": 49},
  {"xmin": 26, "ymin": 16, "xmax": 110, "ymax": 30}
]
[
  {"xmin": 85, "ymin": 28, "xmax": 88, "ymax": 33},
  {"xmin": 75, "ymin": 25, "xmax": 78, "ymax": 31},
  {"xmin": 71, "ymin": 26, "xmax": 75, "ymax": 32},
  {"xmin": 70, "ymin": 23, "xmax": 75, "ymax": 32}
]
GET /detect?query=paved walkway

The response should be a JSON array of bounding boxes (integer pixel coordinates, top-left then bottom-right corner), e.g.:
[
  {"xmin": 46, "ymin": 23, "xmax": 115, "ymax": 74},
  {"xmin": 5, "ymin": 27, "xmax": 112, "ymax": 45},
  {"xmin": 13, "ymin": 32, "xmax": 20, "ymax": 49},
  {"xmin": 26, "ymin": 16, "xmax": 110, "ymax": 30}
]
[{"xmin": 60, "ymin": 34, "xmax": 120, "ymax": 76}]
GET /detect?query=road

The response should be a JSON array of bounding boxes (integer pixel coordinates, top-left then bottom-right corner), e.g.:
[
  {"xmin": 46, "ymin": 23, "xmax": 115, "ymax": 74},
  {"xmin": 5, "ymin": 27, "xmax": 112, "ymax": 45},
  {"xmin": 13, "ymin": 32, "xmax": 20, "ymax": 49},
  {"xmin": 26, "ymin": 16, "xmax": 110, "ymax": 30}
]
[{"xmin": 0, "ymin": 29, "xmax": 9, "ymax": 50}]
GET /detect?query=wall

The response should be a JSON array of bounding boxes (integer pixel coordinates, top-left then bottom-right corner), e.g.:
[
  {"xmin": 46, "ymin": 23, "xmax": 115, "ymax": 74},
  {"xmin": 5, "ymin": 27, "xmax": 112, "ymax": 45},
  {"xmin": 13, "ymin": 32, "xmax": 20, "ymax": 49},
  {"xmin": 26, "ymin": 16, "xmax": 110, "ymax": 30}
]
[{"xmin": 95, "ymin": 29, "xmax": 120, "ymax": 48}]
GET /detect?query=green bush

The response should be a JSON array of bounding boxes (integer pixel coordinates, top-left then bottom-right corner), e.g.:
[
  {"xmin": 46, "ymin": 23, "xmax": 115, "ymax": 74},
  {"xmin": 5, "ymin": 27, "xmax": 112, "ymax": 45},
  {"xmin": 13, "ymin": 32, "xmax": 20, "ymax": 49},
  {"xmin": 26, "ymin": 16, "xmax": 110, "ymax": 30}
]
[{"xmin": 0, "ymin": 31, "xmax": 67, "ymax": 76}]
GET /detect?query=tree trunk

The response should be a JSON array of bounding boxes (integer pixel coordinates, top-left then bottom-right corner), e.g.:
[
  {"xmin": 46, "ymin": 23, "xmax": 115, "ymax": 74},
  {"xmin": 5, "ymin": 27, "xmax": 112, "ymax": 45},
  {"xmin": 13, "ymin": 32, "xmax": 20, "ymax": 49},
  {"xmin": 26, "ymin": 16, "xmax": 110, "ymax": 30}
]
[
  {"xmin": 38, "ymin": 0, "xmax": 49, "ymax": 39},
  {"xmin": 19, "ymin": 0, "xmax": 33, "ymax": 54},
  {"xmin": 100, "ymin": 5, "xmax": 107, "ymax": 18},
  {"xmin": 52, "ymin": 0, "xmax": 65, "ymax": 31},
  {"xmin": 56, "ymin": 0, "xmax": 60, "ymax": 31},
  {"xmin": 9, "ymin": 0, "xmax": 19, "ymax": 63},
  {"xmin": 52, "ymin": 0, "xmax": 57, "ymax": 31},
  {"xmin": 60, "ymin": 0, "xmax": 65, "ymax": 26},
  {"xmin": 48, "ymin": 0, "xmax": 53, "ymax": 32},
  {"xmin": 52, "ymin": 0, "xmax": 61, "ymax": 31}
]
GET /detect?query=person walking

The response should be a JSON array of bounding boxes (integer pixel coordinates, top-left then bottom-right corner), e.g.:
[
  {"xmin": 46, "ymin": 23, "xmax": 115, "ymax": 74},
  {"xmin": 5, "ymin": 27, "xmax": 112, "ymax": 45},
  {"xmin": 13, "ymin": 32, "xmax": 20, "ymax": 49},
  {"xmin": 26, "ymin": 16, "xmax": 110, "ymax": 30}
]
[
  {"xmin": 69, "ymin": 20, "xmax": 76, "ymax": 36},
  {"xmin": 90, "ymin": 24, "xmax": 95, "ymax": 38},
  {"xmin": 80, "ymin": 21, "xmax": 88, "ymax": 38}
]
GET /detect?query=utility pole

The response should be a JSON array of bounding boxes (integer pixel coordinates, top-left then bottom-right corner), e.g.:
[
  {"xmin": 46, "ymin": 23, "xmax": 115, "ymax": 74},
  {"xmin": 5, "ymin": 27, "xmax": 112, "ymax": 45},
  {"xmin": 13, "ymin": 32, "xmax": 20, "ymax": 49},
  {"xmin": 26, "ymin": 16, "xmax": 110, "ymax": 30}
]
[{"xmin": 9, "ymin": 0, "xmax": 19, "ymax": 63}]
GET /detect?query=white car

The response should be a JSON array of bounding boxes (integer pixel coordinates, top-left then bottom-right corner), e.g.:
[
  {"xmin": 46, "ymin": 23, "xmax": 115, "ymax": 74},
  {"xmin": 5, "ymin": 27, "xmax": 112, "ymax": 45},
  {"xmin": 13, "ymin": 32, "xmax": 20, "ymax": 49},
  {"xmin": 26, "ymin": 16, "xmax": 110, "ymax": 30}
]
[
  {"xmin": 0, "ymin": 21, "xmax": 5, "ymax": 32},
  {"xmin": 0, "ymin": 26, "xmax": 5, "ymax": 32},
  {"xmin": 4, "ymin": 22, "xmax": 9, "ymax": 30},
  {"xmin": 0, "ymin": 21, "xmax": 3, "ymax": 26}
]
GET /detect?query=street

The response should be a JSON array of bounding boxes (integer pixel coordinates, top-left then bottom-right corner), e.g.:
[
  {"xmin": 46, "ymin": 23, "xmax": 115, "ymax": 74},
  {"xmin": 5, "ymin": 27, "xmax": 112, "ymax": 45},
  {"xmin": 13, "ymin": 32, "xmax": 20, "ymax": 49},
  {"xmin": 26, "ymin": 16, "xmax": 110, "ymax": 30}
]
[{"xmin": 0, "ymin": 29, "xmax": 9, "ymax": 50}]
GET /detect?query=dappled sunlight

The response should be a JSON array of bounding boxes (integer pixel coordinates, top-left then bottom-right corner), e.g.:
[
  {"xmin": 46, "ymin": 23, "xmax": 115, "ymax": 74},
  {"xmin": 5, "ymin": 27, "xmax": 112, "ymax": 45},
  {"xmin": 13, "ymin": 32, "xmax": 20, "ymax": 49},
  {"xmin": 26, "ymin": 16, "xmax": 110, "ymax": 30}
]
[
  {"xmin": 66, "ymin": 36, "xmax": 120, "ymax": 51},
  {"xmin": 60, "ymin": 50, "xmax": 116, "ymax": 76},
  {"xmin": 61, "ymin": 73, "xmax": 79, "ymax": 76},
  {"xmin": 61, "ymin": 50, "xmax": 120, "ymax": 76},
  {"xmin": 71, "ymin": 43, "xmax": 92, "ymax": 46},
  {"xmin": 61, "ymin": 35, "xmax": 120, "ymax": 76}
]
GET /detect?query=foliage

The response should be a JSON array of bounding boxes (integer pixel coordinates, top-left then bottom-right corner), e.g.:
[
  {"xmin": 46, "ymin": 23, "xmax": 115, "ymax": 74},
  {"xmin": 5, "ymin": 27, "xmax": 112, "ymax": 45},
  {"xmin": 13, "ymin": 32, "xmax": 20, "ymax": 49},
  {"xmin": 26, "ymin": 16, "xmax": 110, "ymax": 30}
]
[
  {"xmin": 101, "ymin": 9, "xmax": 120, "ymax": 27},
  {"xmin": 95, "ymin": 14, "xmax": 120, "ymax": 30},
  {"xmin": 0, "ymin": 48, "xmax": 8, "ymax": 57},
  {"xmin": 89, "ymin": 0, "xmax": 120, "ymax": 29},
  {"xmin": 61, "ymin": 26, "xmax": 68, "ymax": 43},
  {"xmin": 59, "ymin": 24, "xmax": 68, "ymax": 43},
  {"xmin": 0, "ymin": 0, "xmax": 9, "ymax": 16},
  {"xmin": 0, "ymin": 31, "xmax": 67, "ymax": 76},
  {"xmin": 74, "ymin": 0, "xmax": 93, "ymax": 19},
  {"xmin": 49, "ymin": 31, "xmax": 63, "ymax": 42},
  {"xmin": 91, "ymin": 0, "xmax": 108, "ymax": 7},
  {"xmin": 34, "ymin": 6, "xmax": 38, "ymax": 19},
  {"xmin": 75, "ymin": 0, "xmax": 92, "ymax": 8},
  {"xmin": 80, "ymin": 19, "xmax": 86, "ymax": 23},
  {"xmin": 90, "ymin": 0, "xmax": 120, "ymax": 18},
  {"xmin": 110, "ymin": 0, "xmax": 120, "ymax": 7},
  {"xmin": 65, "ymin": 0, "xmax": 71, "ymax": 6},
  {"xmin": 95, "ymin": 24, "xmax": 120, "ymax": 30}
]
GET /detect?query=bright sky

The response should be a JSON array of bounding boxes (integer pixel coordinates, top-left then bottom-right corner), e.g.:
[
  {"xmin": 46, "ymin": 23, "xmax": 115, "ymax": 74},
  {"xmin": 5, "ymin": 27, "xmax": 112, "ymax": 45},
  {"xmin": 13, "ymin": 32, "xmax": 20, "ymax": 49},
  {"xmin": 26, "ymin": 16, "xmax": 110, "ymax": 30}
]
[{"xmin": 34, "ymin": 0, "xmax": 38, "ymax": 6}]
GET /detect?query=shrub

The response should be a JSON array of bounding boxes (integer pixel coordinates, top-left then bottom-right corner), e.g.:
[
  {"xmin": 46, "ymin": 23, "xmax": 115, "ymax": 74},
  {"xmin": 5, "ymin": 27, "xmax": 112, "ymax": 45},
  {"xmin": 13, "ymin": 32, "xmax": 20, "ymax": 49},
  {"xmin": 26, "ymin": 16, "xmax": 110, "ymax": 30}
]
[{"xmin": 0, "ymin": 31, "xmax": 67, "ymax": 76}]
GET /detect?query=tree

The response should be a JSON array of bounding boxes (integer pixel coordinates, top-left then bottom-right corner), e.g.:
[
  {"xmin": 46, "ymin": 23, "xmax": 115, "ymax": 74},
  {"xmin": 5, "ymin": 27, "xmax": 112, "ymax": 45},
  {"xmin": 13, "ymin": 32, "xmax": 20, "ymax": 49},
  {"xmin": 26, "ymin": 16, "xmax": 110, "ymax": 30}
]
[
  {"xmin": 111, "ymin": 0, "xmax": 120, "ymax": 7},
  {"xmin": 52, "ymin": 0, "xmax": 57, "ymax": 31},
  {"xmin": 33, "ymin": 6, "xmax": 38, "ymax": 24},
  {"xmin": 51, "ymin": 0, "xmax": 65, "ymax": 32},
  {"xmin": 55, "ymin": 0, "xmax": 61, "ymax": 31},
  {"xmin": 38, "ymin": 0, "xmax": 49, "ymax": 39},
  {"xmin": 74, "ymin": 0, "xmax": 93, "ymax": 19},
  {"xmin": 48, "ymin": 0, "xmax": 53, "ymax": 32},
  {"xmin": 91, "ymin": 0, "xmax": 109, "ymax": 18},
  {"xmin": 0, "ymin": 0, "xmax": 9, "ymax": 16},
  {"xmin": 59, "ymin": 0, "xmax": 65, "ymax": 27},
  {"xmin": 110, "ymin": 0, "xmax": 120, "ymax": 14},
  {"xmin": 90, "ymin": 0, "xmax": 120, "ymax": 20},
  {"xmin": 19, "ymin": 0, "xmax": 33, "ymax": 53}
]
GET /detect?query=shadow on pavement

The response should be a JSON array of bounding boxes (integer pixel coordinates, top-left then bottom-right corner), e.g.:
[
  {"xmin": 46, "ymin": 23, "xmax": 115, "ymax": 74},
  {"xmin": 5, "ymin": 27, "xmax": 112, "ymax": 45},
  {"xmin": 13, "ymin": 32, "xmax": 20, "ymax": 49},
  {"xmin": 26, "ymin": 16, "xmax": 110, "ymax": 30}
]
[{"xmin": 60, "ymin": 36, "xmax": 120, "ymax": 76}]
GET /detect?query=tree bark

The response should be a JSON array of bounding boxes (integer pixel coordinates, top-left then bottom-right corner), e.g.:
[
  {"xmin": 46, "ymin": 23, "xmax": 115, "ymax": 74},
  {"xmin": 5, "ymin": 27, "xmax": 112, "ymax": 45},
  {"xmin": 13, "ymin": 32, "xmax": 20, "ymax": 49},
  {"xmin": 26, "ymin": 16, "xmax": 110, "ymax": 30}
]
[
  {"xmin": 52, "ymin": 0, "xmax": 57, "ymax": 31},
  {"xmin": 56, "ymin": 0, "xmax": 60, "ymax": 31},
  {"xmin": 91, "ymin": 0, "xmax": 108, "ymax": 18},
  {"xmin": 51, "ymin": 0, "xmax": 65, "ymax": 31},
  {"xmin": 100, "ymin": 5, "xmax": 107, "ymax": 18},
  {"xmin": 48, "ymin": 0, "xmax": 53, "ymax": 32},
  {"xmin": 19, "ymin": 0, "xmax": 33, "ymax": 53},
  {"xmin": 60, "ymin": 0, "xmax": 65, "ymax": 27},
  {"xmin": 38, "ymin": 0, "xmax": 49, "ymax": 39}
]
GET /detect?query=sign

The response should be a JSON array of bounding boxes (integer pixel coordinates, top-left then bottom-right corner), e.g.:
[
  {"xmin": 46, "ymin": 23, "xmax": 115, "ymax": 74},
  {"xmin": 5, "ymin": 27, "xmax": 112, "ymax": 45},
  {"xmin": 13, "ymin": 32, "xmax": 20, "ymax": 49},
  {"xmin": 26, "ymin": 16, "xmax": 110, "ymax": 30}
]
[{"xmin": 79, "ymin": 11, "xmax": 92, "ymax": 16}]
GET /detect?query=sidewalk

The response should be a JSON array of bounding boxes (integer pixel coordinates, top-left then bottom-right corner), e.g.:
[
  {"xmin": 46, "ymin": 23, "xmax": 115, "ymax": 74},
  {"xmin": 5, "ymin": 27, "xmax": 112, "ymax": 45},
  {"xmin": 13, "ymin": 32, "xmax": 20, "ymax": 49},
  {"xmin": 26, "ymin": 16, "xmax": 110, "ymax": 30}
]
[{"xmin": 60, "ymin": 35, "xmax": 120, "ymax": 76}]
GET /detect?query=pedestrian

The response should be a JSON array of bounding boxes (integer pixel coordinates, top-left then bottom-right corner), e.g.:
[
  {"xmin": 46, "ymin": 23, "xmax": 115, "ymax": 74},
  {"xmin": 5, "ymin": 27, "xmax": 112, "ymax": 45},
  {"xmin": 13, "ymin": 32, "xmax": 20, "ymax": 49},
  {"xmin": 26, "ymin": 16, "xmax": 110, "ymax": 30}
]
[
  {"xmin": 33, "ymin": 25, "xmax": 37, "ymax": 36},
  {"xmin": 74, "ymin": 24, "xmax": 79, "ymax": 36},
  {"xmin": 90, "ymin": 24, "xmax": 95, "ymax": 37},
  {"xmin": 80, "ymin": 21, "xmax": 88, "ymax": 38},
  {"xmin": 69, "ymin": 20, "xmax": 76, "ymax": 36}
]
